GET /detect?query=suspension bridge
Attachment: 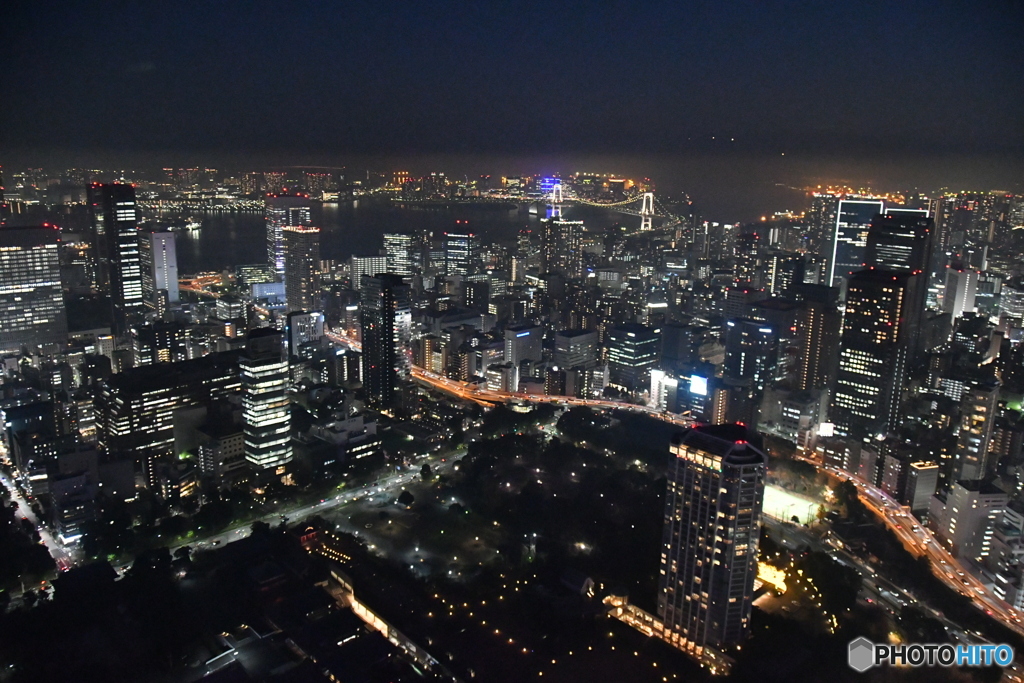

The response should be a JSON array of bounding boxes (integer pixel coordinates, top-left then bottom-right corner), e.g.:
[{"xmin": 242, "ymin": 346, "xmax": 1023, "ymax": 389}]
[{"xmin": 541, "ymin": 183, "xmax": 683, "ymax": 232}]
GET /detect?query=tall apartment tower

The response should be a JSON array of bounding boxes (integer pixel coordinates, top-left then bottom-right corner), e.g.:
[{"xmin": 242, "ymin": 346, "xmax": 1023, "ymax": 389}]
[
  {"xmin": 830, "ymin": 269, "xmax": 923, "ymax": 438},
  {"xmin": 795, "ymin": 292, "xmax": 841, "ymax": 392},
  {"xmin": 658, "ymin": 424, "xmax": 766, "ymax": 654},
  {"xmin": 0, "ymin": 226, "xmax": 68, "ymax": 352},
  {"xmin": 360, "ymin": 274, "xmax": 412, "ymax": 407},
  {"xmin": 240, "ymin": 328, "xmax": 292, "ymax": 469},
  {"xmin": 87, "ymin": 183, "xmax": 145, "ymax": 336},
  {"xmin": 283, "ymin": 225, "xmax": 321, "ymax": 313},
  {"xmin": 265, "ymin": 193, "xmax": 312, "ymax": 276}
]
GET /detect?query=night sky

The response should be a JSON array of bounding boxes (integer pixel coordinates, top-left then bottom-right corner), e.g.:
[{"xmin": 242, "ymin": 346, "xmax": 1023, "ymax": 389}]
[{"xmin": 1, "ymin": 1, "xmax": 1022, "ymax": 206}]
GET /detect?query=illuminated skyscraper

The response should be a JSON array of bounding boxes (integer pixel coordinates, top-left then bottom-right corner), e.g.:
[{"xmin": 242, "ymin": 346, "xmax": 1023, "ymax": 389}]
[
  {"xmin": 141, "ymin": 231, "xmax": 179, "ymax": 313},
  {"xmin": 360, "ymin": 274, "xmax": 412, "ymax": 408},
  {"xmin": 383, "ymin": 232, "xmax": 415, "ymax": 275},
  {"xmin": 444, "ymin": 231, "xmax": 481, "ymax": 276},
  {"xmin": 87, "ymin": 183, "xmax": 145, "ymax": 336},
  {"xmin": 540, "ymin": 218, "xmax": 584, "ymax": 278},
  {"xmin": 827, "ymin": 199, "xmax": 884, "ymax": 288},
  {"xmin": 265, "ymin": 193, "xmax": 311, "ymax": 276},
  {"xmin": 606, "ymin": 323, "xmax": 661, "ymax": 392},
  {"xmin": 794, "ymin": 293, "xmax": 840, "ymax": 392},
  {"xmin": 830, "ymin": 269, "xmax": 923, "ymax": 438},
  {"xmin": 658, "ymin": 424, "xmax": 765, "ymax": 654},
  {"xmin": 241, "ymin": 328, "xmax": 292, "ymax": 469},
  {"xmin": 0, "ymin": 225, "xmax": 67, "ymax": 351},
  {"xmin": 723, "ymin": 319, "xmax": 779, "ymax": 395},
  {"xmin": 283, "ymin": 225, "xmax": 321, "ymax": 313},
  {"xmin": 949, "ymin": 380, "xmax": 1000, "ymax": 484},
  {"xmin": 865, "ymin": 211, "xmax": 933, "ymax": 273}
]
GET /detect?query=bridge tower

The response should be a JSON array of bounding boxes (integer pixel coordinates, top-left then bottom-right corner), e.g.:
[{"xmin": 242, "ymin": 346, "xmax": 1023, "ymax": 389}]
[
  {"xmin": 549, "ymin": 183, "xmax": 564, "ymax": 218},
  {"xmin": 639, "ymin": 192, "xmax": 654, "ymax": 231}
]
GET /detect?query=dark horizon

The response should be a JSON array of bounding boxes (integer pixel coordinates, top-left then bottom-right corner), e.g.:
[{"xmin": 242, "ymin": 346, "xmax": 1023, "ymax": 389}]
[
  {"xmin": 3, "ymin": 1, "xmax": 1023, "ymax": 203},
  {"xmin": 4, "ymin": 149, "xmax": 1020, "ymax": 223}
]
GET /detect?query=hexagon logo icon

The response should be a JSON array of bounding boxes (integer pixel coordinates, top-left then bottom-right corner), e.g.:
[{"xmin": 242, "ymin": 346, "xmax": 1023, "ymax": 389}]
[{"xmin": 848, "ymin": 637, "xmax": 875, "ymax": 673}]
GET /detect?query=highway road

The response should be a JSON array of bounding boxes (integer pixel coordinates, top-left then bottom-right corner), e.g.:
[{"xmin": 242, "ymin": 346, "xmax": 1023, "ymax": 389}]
[{"xmin": 804, "ymin": 460, "xmax": 1024, "ymax": 640}]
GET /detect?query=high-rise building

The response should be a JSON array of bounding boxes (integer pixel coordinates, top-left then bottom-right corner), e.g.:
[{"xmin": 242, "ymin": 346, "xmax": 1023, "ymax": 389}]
[
  {"xmin": 141, "ymin": 231, "xmax": 179, "ymax": 317},
  {"xmin": 360, "ymin": 274, "xmax": 412, "ymax": 408},
  {"xmin": 764, "ymin": 251, "xmax": 802, "ymax": 296},
  {"xmin": 444, "ymin": 232, "xmax": 481, "ymax": 276},
  {"xmin": 943, "ymin": 266, "xmax": 979, "ymax": 321},
  {"xmin": 286, "ymin": 310, "xmax": 325, "ymax": 360},
  {"xmin": 265, "ymin": 193, "xmax": 311, "ymax": 276},
  {"xmin": 949, "ymin": 381, "xmax": 1000, "ymax": 484},
  {"xmin": 540, "ymin": 218, "xmax": 584, "ymax": 279},
  {"xmin": 0, "ymin": 226, "xmax": 67, "ymax": 352},
  {"xmin": 383, "ymin": 232, "xmax": 415, "ymax": 275},
  {"xmin": 723, "ymin": 319, "xmax": 779, "ymax": 395},
  {"xmin": 350, "ymin": 255, "xmax": 389, "ymax": 290},
  {"xmin": 865, "ymin": 211, "xmax": 933, "ymax": 273},
  {"xmin": 658, "ymin": 424, "xmax": 765, "ymax": 654},
  {"xmin": 794, "ymin": 296, "xmax": 840, "ymax": 392},
  {"xmin": 240, "ymin": 329, "xmax": 292, "ymax": 469},
  {"xmin": 148, "ymin": 231, "xmax": 179, "ymax": 304},
  {"xmin": 87, "ymin": 183, "xmax": 145, "ymax": 335},
  {"xmin": 606, "ymin": 323, "xmax": 661, "ymax": 392},
  {"xmin": 828, "ymin": 199, "xmax": 884, "ymax": 288},
  {"xmin": 830, "ymin": 269, "xmax": 923, "ymax": 438},
  {"xmin": 504, "ymin": 324, "xmax": 544, "ymax": 368},
  {"xmin": 283, "ymin": 225, "xmax": 321, "ymax": 313}
]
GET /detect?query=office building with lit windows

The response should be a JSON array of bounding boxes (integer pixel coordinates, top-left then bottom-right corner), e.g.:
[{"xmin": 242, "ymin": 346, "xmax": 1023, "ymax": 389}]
[
  {"xmin": 141, "ymin": 231, "xmax": 179, "ymax": 309},
  {"xmin": 265, "ymin": 193, "xmax": 312, "ymax": 276},
  {"xmin": 383, "ymin": 232, "xmax": 415, "ymax": 275},
  {"xmin": 540, "ymin": 218, "xmax": 584, "ymax": 278},
  {"xmin": 830, "ymin": 269, "xmax": 923, "ymax": 438},
  {"xmin": 87, "ymin": 183, "xmax": 145, "ymax": 336},
  {"xmin": 444, "ymin": 232, "xmax": 480, "ymax": 276},
  {"xmin": 0, "ymin": 225, "xmax": 67, "ymax": 352},
  {"xmin": 241, "ymin": 328, "xmax": 292, "ymax": 469},
  {"xmin": 658, "ymin": 424, "xmax": 765, "ymax": 653},
  {"xmin": 607, "ymin": 323, "xmax": 661, "ymax": 392},
  {"xmin": 827, "ymin": 198, "xmax": 884, "ymax": 288}
]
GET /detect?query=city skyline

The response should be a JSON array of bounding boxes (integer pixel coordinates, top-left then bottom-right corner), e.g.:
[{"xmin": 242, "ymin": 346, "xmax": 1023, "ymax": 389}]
[{"xmin": 2, "ymin": 3, "xmax": 1024, "ymax": 681}]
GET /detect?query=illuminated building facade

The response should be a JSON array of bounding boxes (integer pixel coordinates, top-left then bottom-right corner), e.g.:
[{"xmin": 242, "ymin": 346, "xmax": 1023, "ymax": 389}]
[
  {"xmin": 88, "ymin": 183, "xmax": 145, "ymax": 335},
  {"xmin": 0, "ymin": 226, "xmax": 67, "ymax": 352},
  {"xmin": 658, "ymin": 424, "xmax": 765, "ymax": 653},
  {"xmin": 265, "ymin": 193, "xmax": 311, "ymax": 276},
  {"xmin": 606, "ymin": 323, "xmax": 661, "ymax": 392},
  {"xmin": 241, "ymin": 328, "xmax": 292, "ymax": 469},
  {"xmin": 283, "ymin": 225, "xmax": 321, "ymax": 313},
  {"xmin": 830, "ymin": 269, "xmax": 922, "ymax": 438}
]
